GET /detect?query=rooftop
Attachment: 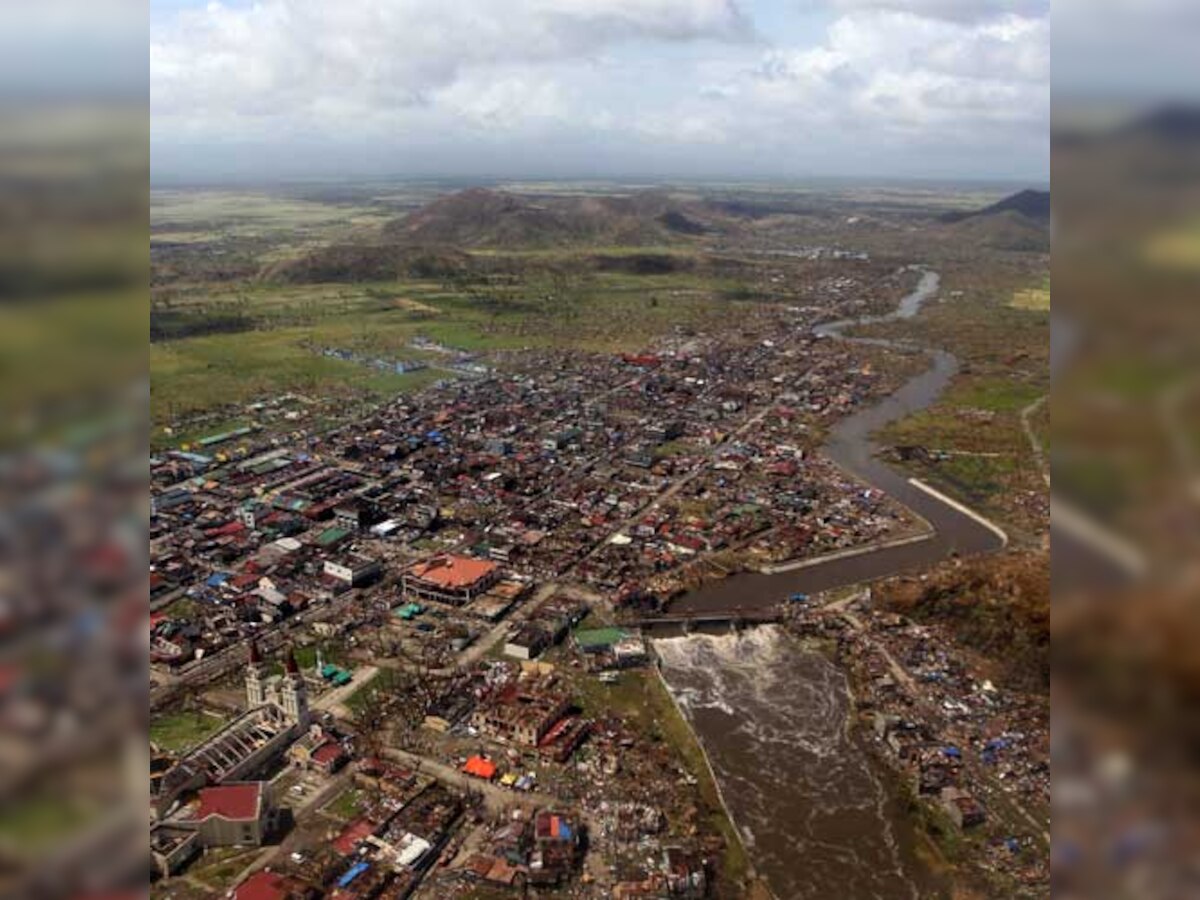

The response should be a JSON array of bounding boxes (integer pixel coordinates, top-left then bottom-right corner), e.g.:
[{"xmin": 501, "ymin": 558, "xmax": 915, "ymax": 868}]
[
  {"xmin": 234, "ymin": 871, "xmax": 295, "ymax": 900},
  {"xmin": 409, "ymin": 555, "xmax": 498, "ymax": 589},
  {"xmin": 188, "ymin": 781, "xmax": 264, "ymax": 821}
]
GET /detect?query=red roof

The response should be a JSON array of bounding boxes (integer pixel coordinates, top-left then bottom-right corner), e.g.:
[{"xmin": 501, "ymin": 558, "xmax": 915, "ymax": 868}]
[
  {"xmin": 207, "ymin": 520, "xmax": 247, "ymax": 538},
  {"xmin": 313, "ymin": 741, "xmax": 345, "ymax": 764},
  {"xmin": 409, "ymin": 555, "xmax": 497, "ymax": 590},
  {"xmin": 333, "ymin": 817, "xmax": 376, "ymax": 856},
  {"xmin": 189, "ymin": 782, "xmax": 263, "ymax": 822},
  {"xmin": 233, "ymin": 871, "xmax": 293, "ymax": 900}
]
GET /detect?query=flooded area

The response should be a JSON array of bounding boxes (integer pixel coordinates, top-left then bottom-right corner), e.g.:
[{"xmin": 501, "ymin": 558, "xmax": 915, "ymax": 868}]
[{"xmin": 656, "ymin": 627, "xmax": 930, "ymax": 900}]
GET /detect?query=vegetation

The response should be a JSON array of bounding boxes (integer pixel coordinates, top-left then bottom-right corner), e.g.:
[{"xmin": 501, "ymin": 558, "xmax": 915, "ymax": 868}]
[
  {"xmin": 150, "ymin": 709, "xmax": 228, "ymax": 752},
  {"xmin": 878, "ymin": 551, "xmax": 1050, "ymax": 692},
  {"xmin": 324, "ymin": 786, "xmax": 365, "ymax": 821},
  {"xmin": 0, "ymin": 788, "xmax": 99, "ymax": 851}
]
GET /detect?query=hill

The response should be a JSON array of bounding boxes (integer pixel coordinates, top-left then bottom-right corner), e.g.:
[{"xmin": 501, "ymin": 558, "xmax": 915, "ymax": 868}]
[
  {"xmin": 937, "ymin": 189, "xmax": 1050, "ymax": 252},
  {"xmin": 382, "ymin": 187, "xmax": 734, "ymax": 249},
  {"xmin": 944, "ymin": 208, "xmax": 1050, "ymax": 252},
  {"xmin": 940, "ymin": 188, "xmax": 1050, "ymax": 224}
]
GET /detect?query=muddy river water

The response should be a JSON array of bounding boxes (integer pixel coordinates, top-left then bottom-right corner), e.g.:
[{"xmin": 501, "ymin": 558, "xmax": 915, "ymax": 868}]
[
  {"xmin": 657, "ymin": 627, "xmax": 928, "ymax": 899},
  {"xmin": 657, "ymin": 269, "xmax": 998, "ymax": 898}
]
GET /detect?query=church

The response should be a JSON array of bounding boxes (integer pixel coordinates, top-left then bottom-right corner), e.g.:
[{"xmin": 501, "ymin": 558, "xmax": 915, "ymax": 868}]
[{"xmin": 153, "ymin": 642, "xmax": 310, "ymax": 817}]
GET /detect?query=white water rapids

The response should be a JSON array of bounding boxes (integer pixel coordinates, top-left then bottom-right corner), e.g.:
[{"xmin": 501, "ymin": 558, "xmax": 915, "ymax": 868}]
[{"xmin": 655, "ymin": 627, "xmax": 924, "ymax": 900}]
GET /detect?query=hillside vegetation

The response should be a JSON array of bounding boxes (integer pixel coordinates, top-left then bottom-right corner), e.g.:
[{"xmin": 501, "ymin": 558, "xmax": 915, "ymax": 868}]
[{"xmin": 878, "ymin": 551, "xmax": 1050, "ymax": 693}]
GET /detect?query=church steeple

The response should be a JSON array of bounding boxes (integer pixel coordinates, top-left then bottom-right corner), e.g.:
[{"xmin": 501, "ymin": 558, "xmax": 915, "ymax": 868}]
[
  {"xmin": 280, "ymin": 646, "xmax": 309, "ymax": 725},
  {"xmin": 245, "ymin": 639, "xmax": 265, "ymax": 707}
]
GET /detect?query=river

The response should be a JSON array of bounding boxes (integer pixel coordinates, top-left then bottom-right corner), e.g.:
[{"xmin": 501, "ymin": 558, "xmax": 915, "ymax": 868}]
[
  {"xmin": 670, "ymin": 268, "xmax": 1004, "ymax": 615},
  {"xmin": 657, "ymin": 627, "xmax": 928, "ymax": 900},
  {"xmin": 655, "ymin": 269, "xmax": 986, "ymax": 898}
]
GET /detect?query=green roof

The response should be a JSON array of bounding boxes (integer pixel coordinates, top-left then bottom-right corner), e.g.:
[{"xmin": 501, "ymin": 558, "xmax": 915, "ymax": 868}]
[
  {"xmin": 316, "ymin": 526, "xmax": 351, "ymax": 546},
  {"xmin": 573, "ymin": 627, "xmax": 628, "ymax": 649}
]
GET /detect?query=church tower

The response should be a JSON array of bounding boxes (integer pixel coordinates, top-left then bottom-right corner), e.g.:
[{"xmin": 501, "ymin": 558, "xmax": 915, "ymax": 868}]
[
  {"xmin": 245, "ymin": 640, "xmax": 265, "ymax": 707},
  {"xmin": 280, "ymin": 647, "xmax": 309, "ymax": 725}
]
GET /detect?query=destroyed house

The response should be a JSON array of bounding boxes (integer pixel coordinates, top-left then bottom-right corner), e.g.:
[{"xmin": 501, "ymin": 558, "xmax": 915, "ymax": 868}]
[{"xmin": 471, "ymin": 681, "xmax": 570, "ymax": 747}]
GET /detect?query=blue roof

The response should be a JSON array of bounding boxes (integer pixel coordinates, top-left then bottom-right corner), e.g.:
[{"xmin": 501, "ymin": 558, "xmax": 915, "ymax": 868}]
[{"xmin": 206, "ymin": 572, "xmax": 231, "ymax": 587}]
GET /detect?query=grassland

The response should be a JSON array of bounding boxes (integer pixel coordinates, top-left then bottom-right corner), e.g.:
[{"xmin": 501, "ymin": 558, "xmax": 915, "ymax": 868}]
[
  {"xmin": 1143, "ymin": 218, "xmax": 1200, "ymax": 270},
  {"xmin": 151, "ymin": 189, "xmax": 394, "ymax": 243},
  {"xmin": 0, "ymin": 788, "xmax": 100, "ymax": 852},
  {"xmin": 1010, "ymin": 279, "xmax": 1050, "ymax": 311},
  {"xmin": 151, "ymin": 268, "xmax": 751, "ymax": 433},
  {"xmin": 324, "ymin": 786, "xmax": 365, "ymax": 821},
  {"xmin": 150, "ymin": 709, "xmax": 229, "ymax": 752}
]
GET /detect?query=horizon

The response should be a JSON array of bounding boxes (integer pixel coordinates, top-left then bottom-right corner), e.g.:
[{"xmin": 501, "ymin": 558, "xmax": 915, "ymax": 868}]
[{"xmin": 150, "ymin": 172, "xmax": 1048, "ymax": 192}]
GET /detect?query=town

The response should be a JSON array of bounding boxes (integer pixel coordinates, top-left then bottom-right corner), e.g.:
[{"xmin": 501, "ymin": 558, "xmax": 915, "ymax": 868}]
[{"xmin": 148, "ymin": 263, "xmax": 1048, "ymax": 899}]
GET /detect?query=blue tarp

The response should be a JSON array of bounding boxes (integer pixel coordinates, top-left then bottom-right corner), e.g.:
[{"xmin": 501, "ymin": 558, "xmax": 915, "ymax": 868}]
[
  {"xmin": 337, "ymin": 861, "xmax": 369, "ymax": 888},
  {"xmin": 943, "ymin": 746, "xmax": 962, "ymax": 758},
  {"xmin": 206, "ymin": 572, "xmax": 231, "ymax": 587}
]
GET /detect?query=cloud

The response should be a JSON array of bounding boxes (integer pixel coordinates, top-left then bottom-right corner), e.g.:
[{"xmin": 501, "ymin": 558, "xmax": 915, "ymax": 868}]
[
  {"xmin": 151, "ymin": 0, "xmax": 753, "ymax": 123},
  {"xmin": 150, "ymin": 0, "xmax": 1048, "ymax": 181},
  {"xmin": 697, "ymin": 10, "xmax": 1047, "ymax": 144},
  {"xmin": 813, "ymin": 0, "xmax": 1048, "ymax": 24}
]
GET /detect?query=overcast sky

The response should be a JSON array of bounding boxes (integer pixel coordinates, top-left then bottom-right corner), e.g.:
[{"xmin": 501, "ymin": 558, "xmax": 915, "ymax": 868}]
[{"xmin": 149, "ymin": 0, "xmax": 1052, "ymax": 184}]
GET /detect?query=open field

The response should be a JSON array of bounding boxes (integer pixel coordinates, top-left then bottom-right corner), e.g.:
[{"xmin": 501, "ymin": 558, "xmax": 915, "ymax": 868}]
[
  {"xmin": 1010, "ymin": 275, "xmax": 1050, "ymax": 311},
  {"xmin": 1143, "ymin": 218, "xmax": 1200, "ymax": 270},
  {"xmin": 151, "ymin": 267, "xmax": 756, "ymax": 433},
  {"xmin": 1010, "ymin": 287, "xmax": 1050, "ymax": 311},
  {"xmin": 149, "ymin": 709, "xmax": 229, "ymax": 752},
  {"xmin": 151, "ymin": 190, "xmax": 393, "ymax": 240}
]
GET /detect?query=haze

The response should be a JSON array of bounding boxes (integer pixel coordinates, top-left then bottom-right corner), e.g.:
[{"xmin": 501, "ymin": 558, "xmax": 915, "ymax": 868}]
[{"xmin": 150, "ymin": 0, "xmax": 1050, "ymax": 184}]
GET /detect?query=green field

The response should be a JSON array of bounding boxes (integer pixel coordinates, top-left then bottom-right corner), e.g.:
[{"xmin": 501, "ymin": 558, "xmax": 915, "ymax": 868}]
[
  {"xmin": 150, "ymin": 709, "xmax": 228, "ymax": 752},
  {"xmin": 0, "ymin": 789, "xmax": 100, "ymax": 852},
  {"xmin": 151, "ymin": 269, "xmax": 749, "ymax": 433},
  {"xmin": 324, "ymin": 786, "xmax": 365, "ymax": 820},
  {"xmin": 151, "ymin": 189, "xmax": 394, "ymax": 243}
]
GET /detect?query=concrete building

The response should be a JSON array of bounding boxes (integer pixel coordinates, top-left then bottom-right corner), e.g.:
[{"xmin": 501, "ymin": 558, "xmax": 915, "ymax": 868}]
[
  {"xmin": 470, "ymin": 680, "xmax": 570, "ymax": 747},
  {"xmin": 155, "ymin": 644, "xmax": 309, "ymax": 817},
  {"xmin": 323, "ymin": 552, "xmax": 381, "ymax": 587},
  {"xmin": 184, "ymin": 781, "xmax": 276, "ymax": 847},
  {"xmin": 402, "ymin": 555, "xmax": 500, "ymax": 605}
]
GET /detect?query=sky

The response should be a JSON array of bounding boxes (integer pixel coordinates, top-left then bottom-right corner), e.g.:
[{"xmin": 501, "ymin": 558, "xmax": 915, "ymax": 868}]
[{"xmin": 147, "ymin": 0, "xmax": 1055, "ymax": 184}]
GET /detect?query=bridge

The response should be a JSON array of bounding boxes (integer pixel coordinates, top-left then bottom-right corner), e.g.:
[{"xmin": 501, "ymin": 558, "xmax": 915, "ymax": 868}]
[{"xmin": 625, "ymin": 608, "xmax": 782, "ymax": 631}]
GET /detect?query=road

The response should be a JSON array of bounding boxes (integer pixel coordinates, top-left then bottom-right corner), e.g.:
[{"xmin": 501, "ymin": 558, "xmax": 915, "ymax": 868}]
[
  {"xmin": 314, "ymin": 665, "xmax": 379, "ymax": 719},
  {"xmin": 1020, "ymin": 394, "xmax": 1049, "ymax": 485},
  {"xmin": 381, "ymin": 748, "xmax": 558, "ymax": 813}
]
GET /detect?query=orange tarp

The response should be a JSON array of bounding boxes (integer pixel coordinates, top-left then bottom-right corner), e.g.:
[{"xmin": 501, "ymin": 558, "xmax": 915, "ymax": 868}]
[{"xmin": 462, "ymin": 755, "xmax": 497, "ymax": 780}]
